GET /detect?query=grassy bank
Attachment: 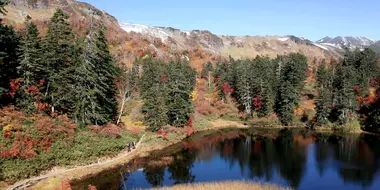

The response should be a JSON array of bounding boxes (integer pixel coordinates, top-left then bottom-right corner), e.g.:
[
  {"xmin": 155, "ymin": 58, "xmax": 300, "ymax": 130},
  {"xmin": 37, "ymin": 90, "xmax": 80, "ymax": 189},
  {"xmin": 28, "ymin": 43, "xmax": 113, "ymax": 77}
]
[
  {"xmin": 151, "ymin": 181, "xmax": 290, "ymax": 190},
  {"xmin": 0, "ymin": 106, "xmax": 141, "ymax": 188},
  {"xmin": 13, "ymin": 119, "xmax": 247, "ymax": 190}
]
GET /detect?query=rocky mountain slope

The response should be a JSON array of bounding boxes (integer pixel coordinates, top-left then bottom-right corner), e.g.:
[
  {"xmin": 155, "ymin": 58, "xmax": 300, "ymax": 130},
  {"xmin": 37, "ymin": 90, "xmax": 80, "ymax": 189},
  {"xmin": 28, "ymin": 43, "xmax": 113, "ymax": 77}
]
[
  {"xmin": 120, "ymin": 22, "xmax": 341, "ymax": 59},
  {"xmin": 2, "ymin": 0, "xmax": 378, "ymax": 69},
  {"xmin": 316, "ymin": 36, "xmax": 378, "ymax": 51}
]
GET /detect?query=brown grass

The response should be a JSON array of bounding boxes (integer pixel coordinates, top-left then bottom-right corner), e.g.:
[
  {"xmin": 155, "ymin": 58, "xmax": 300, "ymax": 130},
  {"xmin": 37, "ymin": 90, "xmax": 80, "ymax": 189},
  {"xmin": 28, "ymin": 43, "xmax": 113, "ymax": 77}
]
[{"xmin": 150, "ymin": 181, "xmax": 290, "ymax": 190}]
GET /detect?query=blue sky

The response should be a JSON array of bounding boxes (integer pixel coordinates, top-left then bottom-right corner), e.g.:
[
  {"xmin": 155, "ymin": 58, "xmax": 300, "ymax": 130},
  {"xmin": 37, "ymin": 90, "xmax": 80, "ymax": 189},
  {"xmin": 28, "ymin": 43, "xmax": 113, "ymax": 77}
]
[{"xmin": 80, "ymin": 0, "xmax": 380, "ymax": 41}]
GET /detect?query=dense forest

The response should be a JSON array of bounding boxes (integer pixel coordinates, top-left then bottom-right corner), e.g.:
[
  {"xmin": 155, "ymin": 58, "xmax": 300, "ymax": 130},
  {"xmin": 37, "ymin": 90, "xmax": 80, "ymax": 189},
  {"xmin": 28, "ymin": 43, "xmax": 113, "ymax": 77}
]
[
  {"xmin": 1, "ymin": 2, "xmax": 380, "ymax": 184},
  {"xmin": 210, "ymin": 49, "xmax": 380, "ymax": 131}
]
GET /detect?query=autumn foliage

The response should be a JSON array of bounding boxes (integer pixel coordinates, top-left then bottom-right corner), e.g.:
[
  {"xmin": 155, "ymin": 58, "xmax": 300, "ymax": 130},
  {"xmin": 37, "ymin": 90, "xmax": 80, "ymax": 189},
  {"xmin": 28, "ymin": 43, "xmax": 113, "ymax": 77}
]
[{"xmin": 0, "ymin": 106, "xmax": 76, "ymax": 160}]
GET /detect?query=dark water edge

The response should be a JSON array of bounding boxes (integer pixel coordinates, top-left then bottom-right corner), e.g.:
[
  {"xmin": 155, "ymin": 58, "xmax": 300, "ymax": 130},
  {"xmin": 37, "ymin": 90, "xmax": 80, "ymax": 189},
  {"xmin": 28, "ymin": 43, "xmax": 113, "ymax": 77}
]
[{"xmin": 71, "ymin": 128, "xmax": 380, "ymax": 190}]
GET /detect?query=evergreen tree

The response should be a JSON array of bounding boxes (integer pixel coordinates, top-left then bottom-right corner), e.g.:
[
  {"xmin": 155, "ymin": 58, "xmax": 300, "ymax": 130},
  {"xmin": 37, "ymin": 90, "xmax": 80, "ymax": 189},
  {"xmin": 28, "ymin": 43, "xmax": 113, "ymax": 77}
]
[
  {"xmin": 142, "ymin": 82, "xmax": 168, "ymax": 131},
  {"xmin": 275, "ymin": 53, "xmax": 308, "ymax": 125},
  {"xmin": 235, "ymin": 59, "xmax": 254, "ymax": 116},
  {"xmin": 214, "ymin": 60, "xmax": 231, "ymax": 99},
  {"xmin": 127, "ymin": 60, "xmax": 140, "ymax": 94},
  {"xmin": 330, "ymin": 54, "xmax": 357, "ymax": 124},
  {"xmin": 277, "ymin": 80, "xmax": 297, "ymax": 125},
  {"xmin": 253, "ymin": 56, "xmax": 276, "ymax": 117},
  {"xmin": 201, "ymin": 62, "xmax": 213, "ymax": 78},
  {"xmin": 71, "ymin": 25, "xmax": 118, "ymax": 125},
  {"xmin": 0, "ymin": 16, "xmax": 20, "ymax": 106},
  {"xmin": 70, "ymin": 36, "xmax": 98, "ymax": 124},
  {"xmin": 141, "ymin": 58, "xmax": 168, "ymax": 131},
  {"xmin": 166, "ymin": 60, "xmax": 196, "ymax": 127},
  {"xmin": 201, "ymin": 61, "xmax": 213, "ymax": 87},
  {"xmin": 42, "ymin": 9, "xmax": 76, "ymax": 113},
  {"xmin": 16, "ymin": 16, "xmax": 43, "ymax": 112},
  {"xmin": 91, "ymin": 26, "xmax": 118, "ymax": 123},
  {"xmin": 355, "ymin": 48, "xmax": 378, "ymax": 96},
  {"xmin": 18, "ymin": 16, "xmax": 42, "ymax": 87},
  {"xmin": 315, "ymin": 60, "xmax": 333, "ymax": 125}
]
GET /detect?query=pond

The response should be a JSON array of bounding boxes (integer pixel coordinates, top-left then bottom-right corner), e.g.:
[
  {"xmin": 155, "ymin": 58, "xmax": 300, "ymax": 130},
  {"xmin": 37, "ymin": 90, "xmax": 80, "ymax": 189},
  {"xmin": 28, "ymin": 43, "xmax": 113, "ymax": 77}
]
[{"xmin": 72, "ymin": 128, "xmax": 380, "ymax": 190}]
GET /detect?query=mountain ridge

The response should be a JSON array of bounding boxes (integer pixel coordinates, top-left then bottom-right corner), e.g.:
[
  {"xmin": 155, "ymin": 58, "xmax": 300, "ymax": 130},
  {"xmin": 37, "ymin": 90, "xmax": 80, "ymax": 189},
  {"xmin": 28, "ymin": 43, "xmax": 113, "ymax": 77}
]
[
  {"xmin": 2, "ymin": 0, "xmax": 378, "ymax": 69},
  {"xmin": 119, "ymin": 22, "xmax": 343, "ymax": 59}
]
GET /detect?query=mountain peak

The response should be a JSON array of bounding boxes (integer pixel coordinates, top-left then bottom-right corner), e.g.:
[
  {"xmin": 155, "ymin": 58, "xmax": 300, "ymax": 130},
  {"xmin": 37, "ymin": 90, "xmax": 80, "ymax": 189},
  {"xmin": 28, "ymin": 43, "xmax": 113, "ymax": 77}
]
[{"xmin": 316, "ymin": 36, "xmax": 376, "ymax": 50}]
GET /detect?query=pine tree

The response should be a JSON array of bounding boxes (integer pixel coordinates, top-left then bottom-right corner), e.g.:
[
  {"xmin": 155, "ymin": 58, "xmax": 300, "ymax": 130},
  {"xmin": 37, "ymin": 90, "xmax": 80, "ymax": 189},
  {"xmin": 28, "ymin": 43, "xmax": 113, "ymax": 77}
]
[
  {"xmin": 18, "ymin": 16, "xmax": 43, "ymax": 86},
  {"xmin": 315, "ymin": 60, "xmax": 332, "ymax": 125},
  {"xmin": 16, "ymin": 16, "xmax": 44, "ymax": 112},
  {"xmin": 276, "ymin": 80, "xmax": 297, "ymax": 125},
  {"xmin": 235, "ymin": 59, "xmax": 254, "ymax": 116},
  {"xmin": 0, "ymin": 16, "xmax": 20, "ymax": 106},
  {"xmin": 141, "ymin": 58, "xmax": 168, "ymax": 131},
  {"xmin": 214, "ymin": 60, "xmax": 231, "ymax": 99},
  {"xmin": 253, "ymin": 56, "xmax": 275, "ymax": 117},
  {"xmin": 42, "ymin": 9, "xmax": 76, "ymax": 113},
  {"xmin": 91, "ymin": 26, "xmax": 118, "ymax": 123},
  {"xmin": 201, "ymin": 62, "xmax": 213, "ymax": 86},
  {"xmin": 275, "ymin": 53, "xmax": 308, "ymax": 125},
  {"xmin": 70, "ymin": 36, "xmax": 98, "ymax": 124},
  {"xmin": 71, "ymin": 25, "xmax": 118, "ymax": 125},
  {"xmin": 166, "ymin": 60, "xmax": 196, "ymax": 127}
]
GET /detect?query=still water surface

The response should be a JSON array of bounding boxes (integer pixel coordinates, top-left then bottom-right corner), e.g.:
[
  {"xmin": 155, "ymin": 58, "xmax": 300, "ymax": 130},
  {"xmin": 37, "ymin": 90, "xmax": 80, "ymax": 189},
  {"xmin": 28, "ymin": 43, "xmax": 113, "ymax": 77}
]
[{"xmin": 73, "ymin": 128, "xmax": 380, "ymax": 190}]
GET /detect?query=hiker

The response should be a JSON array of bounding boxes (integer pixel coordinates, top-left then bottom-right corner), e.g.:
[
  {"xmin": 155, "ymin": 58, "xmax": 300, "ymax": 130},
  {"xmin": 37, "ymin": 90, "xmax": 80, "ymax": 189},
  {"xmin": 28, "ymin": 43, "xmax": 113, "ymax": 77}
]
[
  {"xmin": 131, "ymin": 141, "xmax": 135, "ymax": 149},
  {"xmin": 126, "ymin": 142, "xmax": 130, "ymax": 152}
]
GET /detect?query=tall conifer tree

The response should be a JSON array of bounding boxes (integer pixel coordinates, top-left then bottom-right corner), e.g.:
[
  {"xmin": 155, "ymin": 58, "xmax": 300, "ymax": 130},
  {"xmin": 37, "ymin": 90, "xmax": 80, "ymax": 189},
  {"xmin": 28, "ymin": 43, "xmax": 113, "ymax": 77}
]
[
  {"xmin": 16, "ymin": 16, "xmax": 43, "ymax": 112},
  {"xmin": 42, "ymin": 9, "xmax": 76, "ymax": 113}
]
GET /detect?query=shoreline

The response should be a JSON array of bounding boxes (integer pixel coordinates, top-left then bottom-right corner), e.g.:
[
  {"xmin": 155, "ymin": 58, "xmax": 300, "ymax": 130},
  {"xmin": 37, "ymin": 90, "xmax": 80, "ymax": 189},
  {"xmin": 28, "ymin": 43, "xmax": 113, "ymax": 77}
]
[
  {"xmin": 5, "ymin": 121, "xmax": 371, "ymax": 190},
  {"xmin": 7, "ymin": 120, "xmax": 249, "ymax": 190}
]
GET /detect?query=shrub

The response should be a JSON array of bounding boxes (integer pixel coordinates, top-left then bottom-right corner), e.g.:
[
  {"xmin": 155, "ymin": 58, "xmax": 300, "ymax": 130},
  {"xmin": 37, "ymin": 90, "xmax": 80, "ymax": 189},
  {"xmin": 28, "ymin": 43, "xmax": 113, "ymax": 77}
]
[{"xmin": 0, "ymin": 107, "xmax": 140, "ymax": 182}]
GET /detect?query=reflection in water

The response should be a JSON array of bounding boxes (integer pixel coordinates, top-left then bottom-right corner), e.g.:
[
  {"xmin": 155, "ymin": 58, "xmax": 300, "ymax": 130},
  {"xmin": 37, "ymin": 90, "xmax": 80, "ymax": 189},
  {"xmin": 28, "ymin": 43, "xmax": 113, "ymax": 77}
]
[
  {"xmin": 121, "ymin": 130, "xmax": 380, "ymax": 190},
  {"xmin": 108, "ymin": 129, "xmax": 380, "ymax": 190},
  {"xmin": 143, "ymin": 166, "xmax": 165, "ymax": 187}
]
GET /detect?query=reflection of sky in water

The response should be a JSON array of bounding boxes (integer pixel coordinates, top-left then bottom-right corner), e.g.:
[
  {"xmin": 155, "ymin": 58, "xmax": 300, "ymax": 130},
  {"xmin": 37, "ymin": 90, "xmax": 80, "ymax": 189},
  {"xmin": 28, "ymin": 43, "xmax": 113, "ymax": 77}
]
[{"xmin": 124, "ymin": 134, "xmax": 380, "ymax": 190}]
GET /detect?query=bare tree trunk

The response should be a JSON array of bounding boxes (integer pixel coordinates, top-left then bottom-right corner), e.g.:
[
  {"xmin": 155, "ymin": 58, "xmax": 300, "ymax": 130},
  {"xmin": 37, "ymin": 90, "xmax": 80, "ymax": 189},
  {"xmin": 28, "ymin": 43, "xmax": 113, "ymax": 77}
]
[
  {"xmin": 208, "ymin": 71, "xmax": 211, "ymax": 88},
  {"xmin": 117, "ymin": 91, "xmax": 131, "ymax": 125},
  {"xmin": 45, "ymin": 82, "xmax": 50, "ymax": 97}
]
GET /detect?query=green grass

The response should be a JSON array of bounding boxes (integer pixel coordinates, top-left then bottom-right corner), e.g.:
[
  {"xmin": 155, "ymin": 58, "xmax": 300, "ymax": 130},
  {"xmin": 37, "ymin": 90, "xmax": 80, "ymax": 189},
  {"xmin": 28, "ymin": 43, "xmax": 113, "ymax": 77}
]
[
  {"xmin": 1, "ymin": 128, "xmax": 141, "ymax": 183},
  {"xmin": 193, "ymin": 117, "xmax": 212, "ymax": 130}
]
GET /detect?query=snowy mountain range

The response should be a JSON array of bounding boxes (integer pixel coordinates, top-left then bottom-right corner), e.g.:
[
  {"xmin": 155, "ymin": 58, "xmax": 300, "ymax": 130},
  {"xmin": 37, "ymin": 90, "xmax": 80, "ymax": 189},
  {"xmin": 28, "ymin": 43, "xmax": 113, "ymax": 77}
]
[
  {"xmin": 316, "ymin": 36, "xmax": 377, "ymax": 50},
  {"xmin": 119, "ymin": 22, "xmax": 379, "ymax": 58}
]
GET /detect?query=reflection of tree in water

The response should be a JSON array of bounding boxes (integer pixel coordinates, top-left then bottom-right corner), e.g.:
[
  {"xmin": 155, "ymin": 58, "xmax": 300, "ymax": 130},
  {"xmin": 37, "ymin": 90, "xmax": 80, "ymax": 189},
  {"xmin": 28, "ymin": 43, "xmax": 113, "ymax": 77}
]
[
  {"xmin": 143, "ymin": 166, "xmax": 165, "ymax": 187},
  {"xmin": 312, "ymin": 133, "xmax": 380, "ymax": 188},
  {"xmin": 333, "ymin": 134, "xmax": 380, "ymax": 187},
  {"xmin": 167, "ymin": 150, "xmax": 197, "ymax": 185},
  {"xmin": 274, "ymin": 129, "xmax": 306, "ymax": 189},
  {"xmin": 140, "ymin": 129, "xmax": 380, "ymax": 189},
  {"xmin": 218, "ymin": 128, "xmax": 307, "ymax": 189},
  {"xmin": 314, "ymin": 134, "xmax": 331, "ymax": 176},
  {"xmin": 247, "ymin": 137, "xmax": 275, "ymax": 181}
]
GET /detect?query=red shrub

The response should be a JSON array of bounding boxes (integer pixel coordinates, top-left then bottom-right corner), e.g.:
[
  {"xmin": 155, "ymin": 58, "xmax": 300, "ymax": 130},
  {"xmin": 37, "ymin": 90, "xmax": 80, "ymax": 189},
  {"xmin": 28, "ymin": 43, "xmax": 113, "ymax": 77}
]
[
  {"xmin": 221, "ymin": 82, "xmax": 234, "ymax": 95},
  {"xmin": 187, "ymin": 117, "xmax": 193, "ymax": 128},
  {"xmin": 185, "ymin": 126, "xmax": 193, "ymax": 136},
  {"xmin": 252, "ymin": 97, "xmax": 262, "ymax": 111},
  {"xmin": 162, "ymin": 130, "xmax": 169, "ymax": 139},
  {"xmin": 59, "ymin": 180, "xmax": 72, "ymax": 190},
  {"xmin": 99, "ymin": 123, "xmax": 122, "ymax": 138},
  {"xmin": 352, "ymin": 85, "xmax": 361, "ymax": 92}
]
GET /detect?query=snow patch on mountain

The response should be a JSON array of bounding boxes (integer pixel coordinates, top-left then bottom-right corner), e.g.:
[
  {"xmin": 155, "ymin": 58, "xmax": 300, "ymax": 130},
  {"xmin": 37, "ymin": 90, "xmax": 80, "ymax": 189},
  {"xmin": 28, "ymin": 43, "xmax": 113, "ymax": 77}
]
[
  {"xmin": 278, "ymin": 37, "xmax": 289, "ymax": 42},
  {"xmin": 316, "ymin": 36, "xmax": 377, "ymax": 50},
  {"xmin": 312, "ymin": 43, "xmax": 329, "ymax": 51},
  {"xmin": 119, "ymin": 22, "xmax": 173, "ymax": 41}
]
